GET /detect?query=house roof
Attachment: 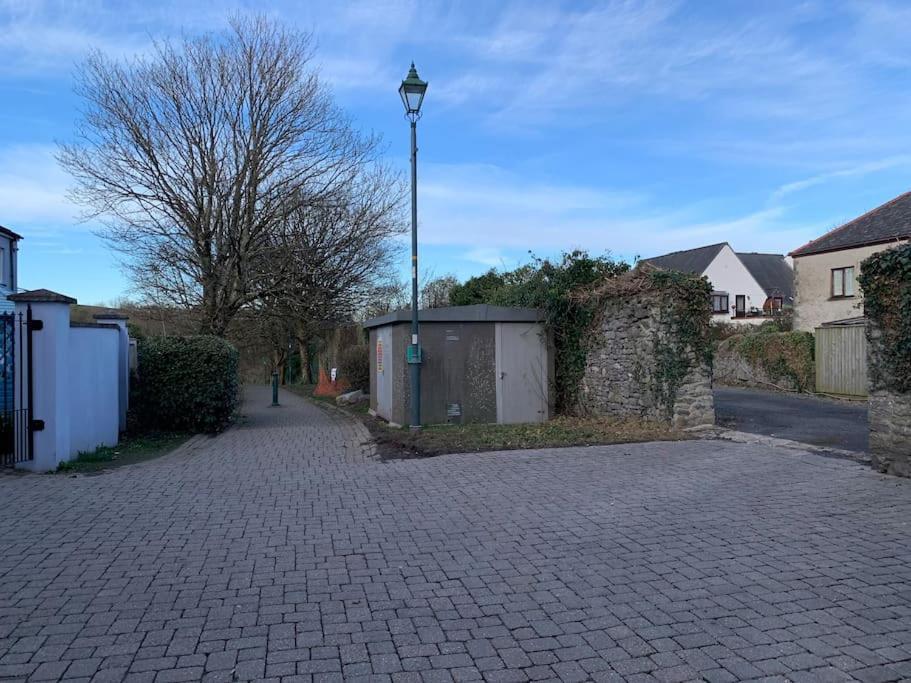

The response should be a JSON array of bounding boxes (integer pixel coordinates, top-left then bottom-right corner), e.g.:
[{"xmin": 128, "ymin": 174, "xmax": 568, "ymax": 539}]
[
  {"xmin": 9, "ymin": 288, "xmax": 77, "ymax": 304},
  {"xmin": 736, "ymin": 252, "xmax": 794, "ymax": 299},
  {"xmin": 790, "ymin": 191, "xmax": 911, "ymax": 257},
  {"xmin": 640, "ymin": 242, "xmax": 727, "ymax": 274},
  {"xmin": 0, "ymin": 225, "xmax": 23, "ymax": 241},
  {"xmin": 363, "ymin": 304, "xmax": 542, "ymax": 329},
  {"xmin": 820, "ymin": 316, "xmax": 866, "ymax": 327}
]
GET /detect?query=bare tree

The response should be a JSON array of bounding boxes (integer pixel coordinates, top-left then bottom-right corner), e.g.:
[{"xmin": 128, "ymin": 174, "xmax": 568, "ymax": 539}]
[
  {"xmin": 60, "ymin": 16, "xmax": 391, "ymax": 335},
  {"xmin": 421, "ymin": 274, "xmax": 459, "ymax": 309}
]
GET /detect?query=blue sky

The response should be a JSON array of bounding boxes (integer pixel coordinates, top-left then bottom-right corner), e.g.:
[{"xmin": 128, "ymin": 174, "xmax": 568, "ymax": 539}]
[{"xmin": 3, "ymin": 0, "xmax": 911, "ymax": 305}]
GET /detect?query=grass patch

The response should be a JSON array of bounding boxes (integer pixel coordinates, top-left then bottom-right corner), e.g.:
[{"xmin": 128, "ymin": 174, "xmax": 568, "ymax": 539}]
[
  {"xmin": 369, "ymin": 417, "xmax": 689, "ymax": 458},
  {"xmin": 287, "ymin": 383, "xmax": 688, "ymax": 459},
  {"xmin": 56, "ymin": 432, "xmax": 190, "ymax": 474}
]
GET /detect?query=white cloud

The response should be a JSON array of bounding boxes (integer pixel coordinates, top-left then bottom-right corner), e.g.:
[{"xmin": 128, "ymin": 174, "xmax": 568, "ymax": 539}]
[
  {"xmin": 0, "ymin": 144, "xmax": 77, "ymax": 225},
  {"xmin": 769, "ymin": 155, "xmax": 911, "ymax": 203},
  {"xmin": 464, "ymin": 247, "xmax": 505, "ymax": 268},
  {"xmin": 417, "ymin": 162, "xmax": 808, "ymax": 259}
]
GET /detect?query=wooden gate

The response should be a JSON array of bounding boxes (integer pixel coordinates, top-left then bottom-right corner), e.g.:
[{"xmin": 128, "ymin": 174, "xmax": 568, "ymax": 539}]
[{"xmin": 815, "ymin": 323, "xmax": 867, "ymax": 397}]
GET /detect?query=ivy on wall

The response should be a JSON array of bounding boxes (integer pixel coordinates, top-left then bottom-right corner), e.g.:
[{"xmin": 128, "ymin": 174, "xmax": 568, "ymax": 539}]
[
  {"xmin": 449, "ymin": 257, "xmax": 714, "ymax": 416},
  {"xmin": 859, "ymin": 243, "xmax": 911, "ymax": 393},
  {"xmin": 577, "ymin": 267, "xmax": 714, "ymax": 417}
]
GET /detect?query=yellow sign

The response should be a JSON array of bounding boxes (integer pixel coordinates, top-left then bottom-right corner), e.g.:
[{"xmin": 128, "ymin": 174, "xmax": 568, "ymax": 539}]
[{"xmin": 376, "ymin": 339, "xmax": 384, "ymax": 373}]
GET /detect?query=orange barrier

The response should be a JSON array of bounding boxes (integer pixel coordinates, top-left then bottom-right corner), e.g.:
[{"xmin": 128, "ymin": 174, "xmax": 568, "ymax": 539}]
[{"xmin": 313, "ymin": 367, "xmax": 349, "ymax": 397}]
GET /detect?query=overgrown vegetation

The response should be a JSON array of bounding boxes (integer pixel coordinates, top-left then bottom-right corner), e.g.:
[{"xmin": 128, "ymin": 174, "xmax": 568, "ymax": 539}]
[
  {"xmin": 449, "ymin": 251, "xmax": 630, "ymax": 413},
  {"xmin": 338, "ymin": 344, "xmax": 369, "ymax": 393},
  {"xmin": 727, "ymin": 331, "xmax": 815, "ymax": 392},
  {"xmin": 859, "ymin": 244, "xmax": 911, "ymax": 392},
  {"xmin": 131, "ymin": 336, "xmax": 239, "ymax": 433}
]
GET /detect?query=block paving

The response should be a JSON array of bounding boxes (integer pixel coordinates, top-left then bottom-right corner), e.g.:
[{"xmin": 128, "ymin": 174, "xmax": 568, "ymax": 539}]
[{"xmin": 2, "ymin": 386, "xmax": 911, "ymax": 681}]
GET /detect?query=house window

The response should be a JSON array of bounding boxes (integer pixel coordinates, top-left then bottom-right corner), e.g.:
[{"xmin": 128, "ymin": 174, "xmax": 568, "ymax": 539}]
[
  {"xmin": 711, "ymin": 294, "xmax": 729, "ymax": 314},
  {"xmin": 831, "ymin": 266, "xmax": 855, "ymax": 297}
]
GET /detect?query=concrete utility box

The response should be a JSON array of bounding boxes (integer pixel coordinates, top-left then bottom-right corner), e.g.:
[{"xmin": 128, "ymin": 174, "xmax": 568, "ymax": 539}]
[{"xmin": 363, "ymin": 305, "xmax": 552, "ymax": 426}]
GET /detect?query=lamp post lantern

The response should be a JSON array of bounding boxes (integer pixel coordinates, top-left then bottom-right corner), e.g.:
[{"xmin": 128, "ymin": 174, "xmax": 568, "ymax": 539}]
[{"xmin": 400, "ymin": 62, "xmax": 427, "ymax": 430}]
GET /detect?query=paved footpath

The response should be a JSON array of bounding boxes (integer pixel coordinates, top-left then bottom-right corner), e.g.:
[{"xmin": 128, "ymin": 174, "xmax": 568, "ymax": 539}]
[{"xmin": 2, "ymin": 387, "xmax": 911, "ymax": 682}]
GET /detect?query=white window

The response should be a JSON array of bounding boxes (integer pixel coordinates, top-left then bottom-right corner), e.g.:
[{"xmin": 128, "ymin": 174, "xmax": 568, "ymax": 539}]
[{"xmin": 831, "ymin": 266, "xmax": 855, "ymax": 297}]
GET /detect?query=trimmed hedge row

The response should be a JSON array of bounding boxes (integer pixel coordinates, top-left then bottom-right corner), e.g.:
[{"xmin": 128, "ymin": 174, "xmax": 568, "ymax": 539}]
[{"xmin": 131, "ymin": 336, "xmax": 239, "ymax": 433}]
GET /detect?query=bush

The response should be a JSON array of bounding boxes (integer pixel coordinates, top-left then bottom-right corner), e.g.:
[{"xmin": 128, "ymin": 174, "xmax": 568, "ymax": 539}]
[
  {"xmin": 859, "ymin": 244, "xmax": 911, "ymax": 392},
  {"xmin": 732, "ymin": 330, "xmax": 815, "ymax": 392},
  {"xmin": 131, "ymin": 336, "xmax": 239, "ymax": 433},
  {"xmin": 338, "ymin": 344, "xmax": 369, "ymax": 393}
]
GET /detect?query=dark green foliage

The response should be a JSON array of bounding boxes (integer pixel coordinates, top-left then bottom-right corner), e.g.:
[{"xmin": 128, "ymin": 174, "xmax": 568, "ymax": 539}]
[
  {"xmin": 451, "ymin": 251, "xmax": 631, "ymax": 413},
  {"xmin": 733, "ymin": 331, "xmax": 815, "ymax": 392},
  {"xmin": 339, "ymin": 344, "xmax": 369, "ymax": 392},
  {"xmin": 131, "ymin": 336, "xmax": 239, "ymax": 433},
  {"xmin": 757, "ymin": 312, "xmax": 793, "ymax": 333},
  {"xmin": 859, "ymin": 243, "xmax": 911, "ymax": 392},
  {"xmin": 126, "ymin": 321, "xmax": 145, "ymax": 339},
  {"xmin": 449, "ymin": 270, "xmax": 508, "ymax": 306}
]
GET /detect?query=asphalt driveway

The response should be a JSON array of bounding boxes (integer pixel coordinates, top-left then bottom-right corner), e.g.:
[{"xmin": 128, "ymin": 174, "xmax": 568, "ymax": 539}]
[
  {"xmin": 2, "ymin": 386, "xmax": 910, "ymax": 682},
  {"xmin": 715, "ymin": 386, "xmax": 869, "ymax": 453}
]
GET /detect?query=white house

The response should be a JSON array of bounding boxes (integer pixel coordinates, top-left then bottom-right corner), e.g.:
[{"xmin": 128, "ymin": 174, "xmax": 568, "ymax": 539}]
[
  {"xmin": 642, "ymin": 242, "xmax": 794, "ymax": 325},
  {"xmin": 0, "ymin": 225, "xmax": 22, "ymax": 314}
]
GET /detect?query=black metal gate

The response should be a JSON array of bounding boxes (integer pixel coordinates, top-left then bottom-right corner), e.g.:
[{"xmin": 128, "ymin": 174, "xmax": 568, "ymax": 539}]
[{"xmin": 0, "ymin": 306, "xmax": 33, "ymax": 466}]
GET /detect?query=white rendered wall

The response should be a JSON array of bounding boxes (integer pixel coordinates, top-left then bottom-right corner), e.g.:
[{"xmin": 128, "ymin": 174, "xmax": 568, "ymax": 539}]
[
  {"xmin": 68, "ymin": 327, "xmax": 120, "ymax": 456},
  {"xmin": 703, "ymin": 245, "xmax": 768, "ymax": 318},
  {"xmin": 15, "ymin": 301, "xmax": 71, "ymax": 472}
]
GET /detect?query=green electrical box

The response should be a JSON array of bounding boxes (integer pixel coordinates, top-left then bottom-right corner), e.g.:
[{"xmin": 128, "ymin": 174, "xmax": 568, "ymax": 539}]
[{"xmin": 406, "ymin": 345, "xmax": 423, "ymax": 364}]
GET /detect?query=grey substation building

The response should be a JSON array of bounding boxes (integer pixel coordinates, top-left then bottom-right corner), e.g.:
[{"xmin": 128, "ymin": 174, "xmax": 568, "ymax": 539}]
[{"xmin": 363, "ymin": 305, "xmax": 553, "ymax": 426}]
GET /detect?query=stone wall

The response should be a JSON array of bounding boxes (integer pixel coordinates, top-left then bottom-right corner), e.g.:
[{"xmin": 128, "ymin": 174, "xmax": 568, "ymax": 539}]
[
  {"xmin": 869, "ymin": 391, "xmax": 911, "ymax": 476},
  {"xmin": 868, "ymin": 320, "xmax": 911, "ymax": 475},
  {"xmin": 579, "ymin": 292, "xmax": 714, "ymax": 428}
]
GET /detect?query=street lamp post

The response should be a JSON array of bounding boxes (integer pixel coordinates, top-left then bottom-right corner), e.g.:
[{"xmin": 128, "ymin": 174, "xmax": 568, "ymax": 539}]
[{"xmin": 399, "ymin": 63, "xmax": 428, "ymax": 430}]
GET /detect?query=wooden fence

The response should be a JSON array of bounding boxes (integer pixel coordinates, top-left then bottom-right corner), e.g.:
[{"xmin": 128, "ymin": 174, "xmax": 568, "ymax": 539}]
[{"xmin": 815, "ymin": 324, "xmax": 867, "ymax": 397}]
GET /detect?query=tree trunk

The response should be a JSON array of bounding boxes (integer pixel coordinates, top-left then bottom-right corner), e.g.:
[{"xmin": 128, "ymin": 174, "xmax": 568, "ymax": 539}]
[{"xmin": 300, "ymin": 339, "xmax": 314, "ymax": 385}]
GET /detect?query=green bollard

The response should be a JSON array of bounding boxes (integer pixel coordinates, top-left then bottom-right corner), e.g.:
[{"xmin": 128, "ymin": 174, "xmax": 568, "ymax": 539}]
[{"xmin": 271, "ymin": 371, "xmax": 279, "ymax": 406}]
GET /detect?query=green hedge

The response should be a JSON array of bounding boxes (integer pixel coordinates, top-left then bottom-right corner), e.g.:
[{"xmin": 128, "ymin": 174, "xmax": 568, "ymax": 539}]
[
  {"xmin": 131, "ymin": 336, "xmax": 239, "ymax": 433},
  {"xmin": 732, "ymin": 330, "xmax": 815, "ymax": 392}
]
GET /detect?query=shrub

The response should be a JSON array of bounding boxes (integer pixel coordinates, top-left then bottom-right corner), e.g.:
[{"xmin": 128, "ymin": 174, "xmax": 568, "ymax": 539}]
[
  {"xmin": 732, "ymin": 330, "xmax": 815, "ymax": 392},
  {"xmin": 338, "ymin": 344, "xmax": 369, "ymax": 393},
  {"xmin": 859, "ymin": 244, "xmax": 911, "ymax": 392},
  {"xmin": 131, "ymin": 335, "xmax": 239, "ymax": 433}
]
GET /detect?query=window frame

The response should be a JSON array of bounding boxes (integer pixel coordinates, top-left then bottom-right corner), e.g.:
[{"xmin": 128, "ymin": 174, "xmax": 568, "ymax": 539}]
[
  {"xmin": 831, "ymin": 266, "xmax": 855, "ymax": 298},
  {"xmin": 710, "ymin": 293, "xmax": 729, "ymax": 314}
]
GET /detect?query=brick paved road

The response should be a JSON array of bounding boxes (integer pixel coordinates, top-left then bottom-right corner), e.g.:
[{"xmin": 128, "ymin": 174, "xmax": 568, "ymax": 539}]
[{"xmin": 2, "ymin": 386, "xmax": 911, "ymax": 682}]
